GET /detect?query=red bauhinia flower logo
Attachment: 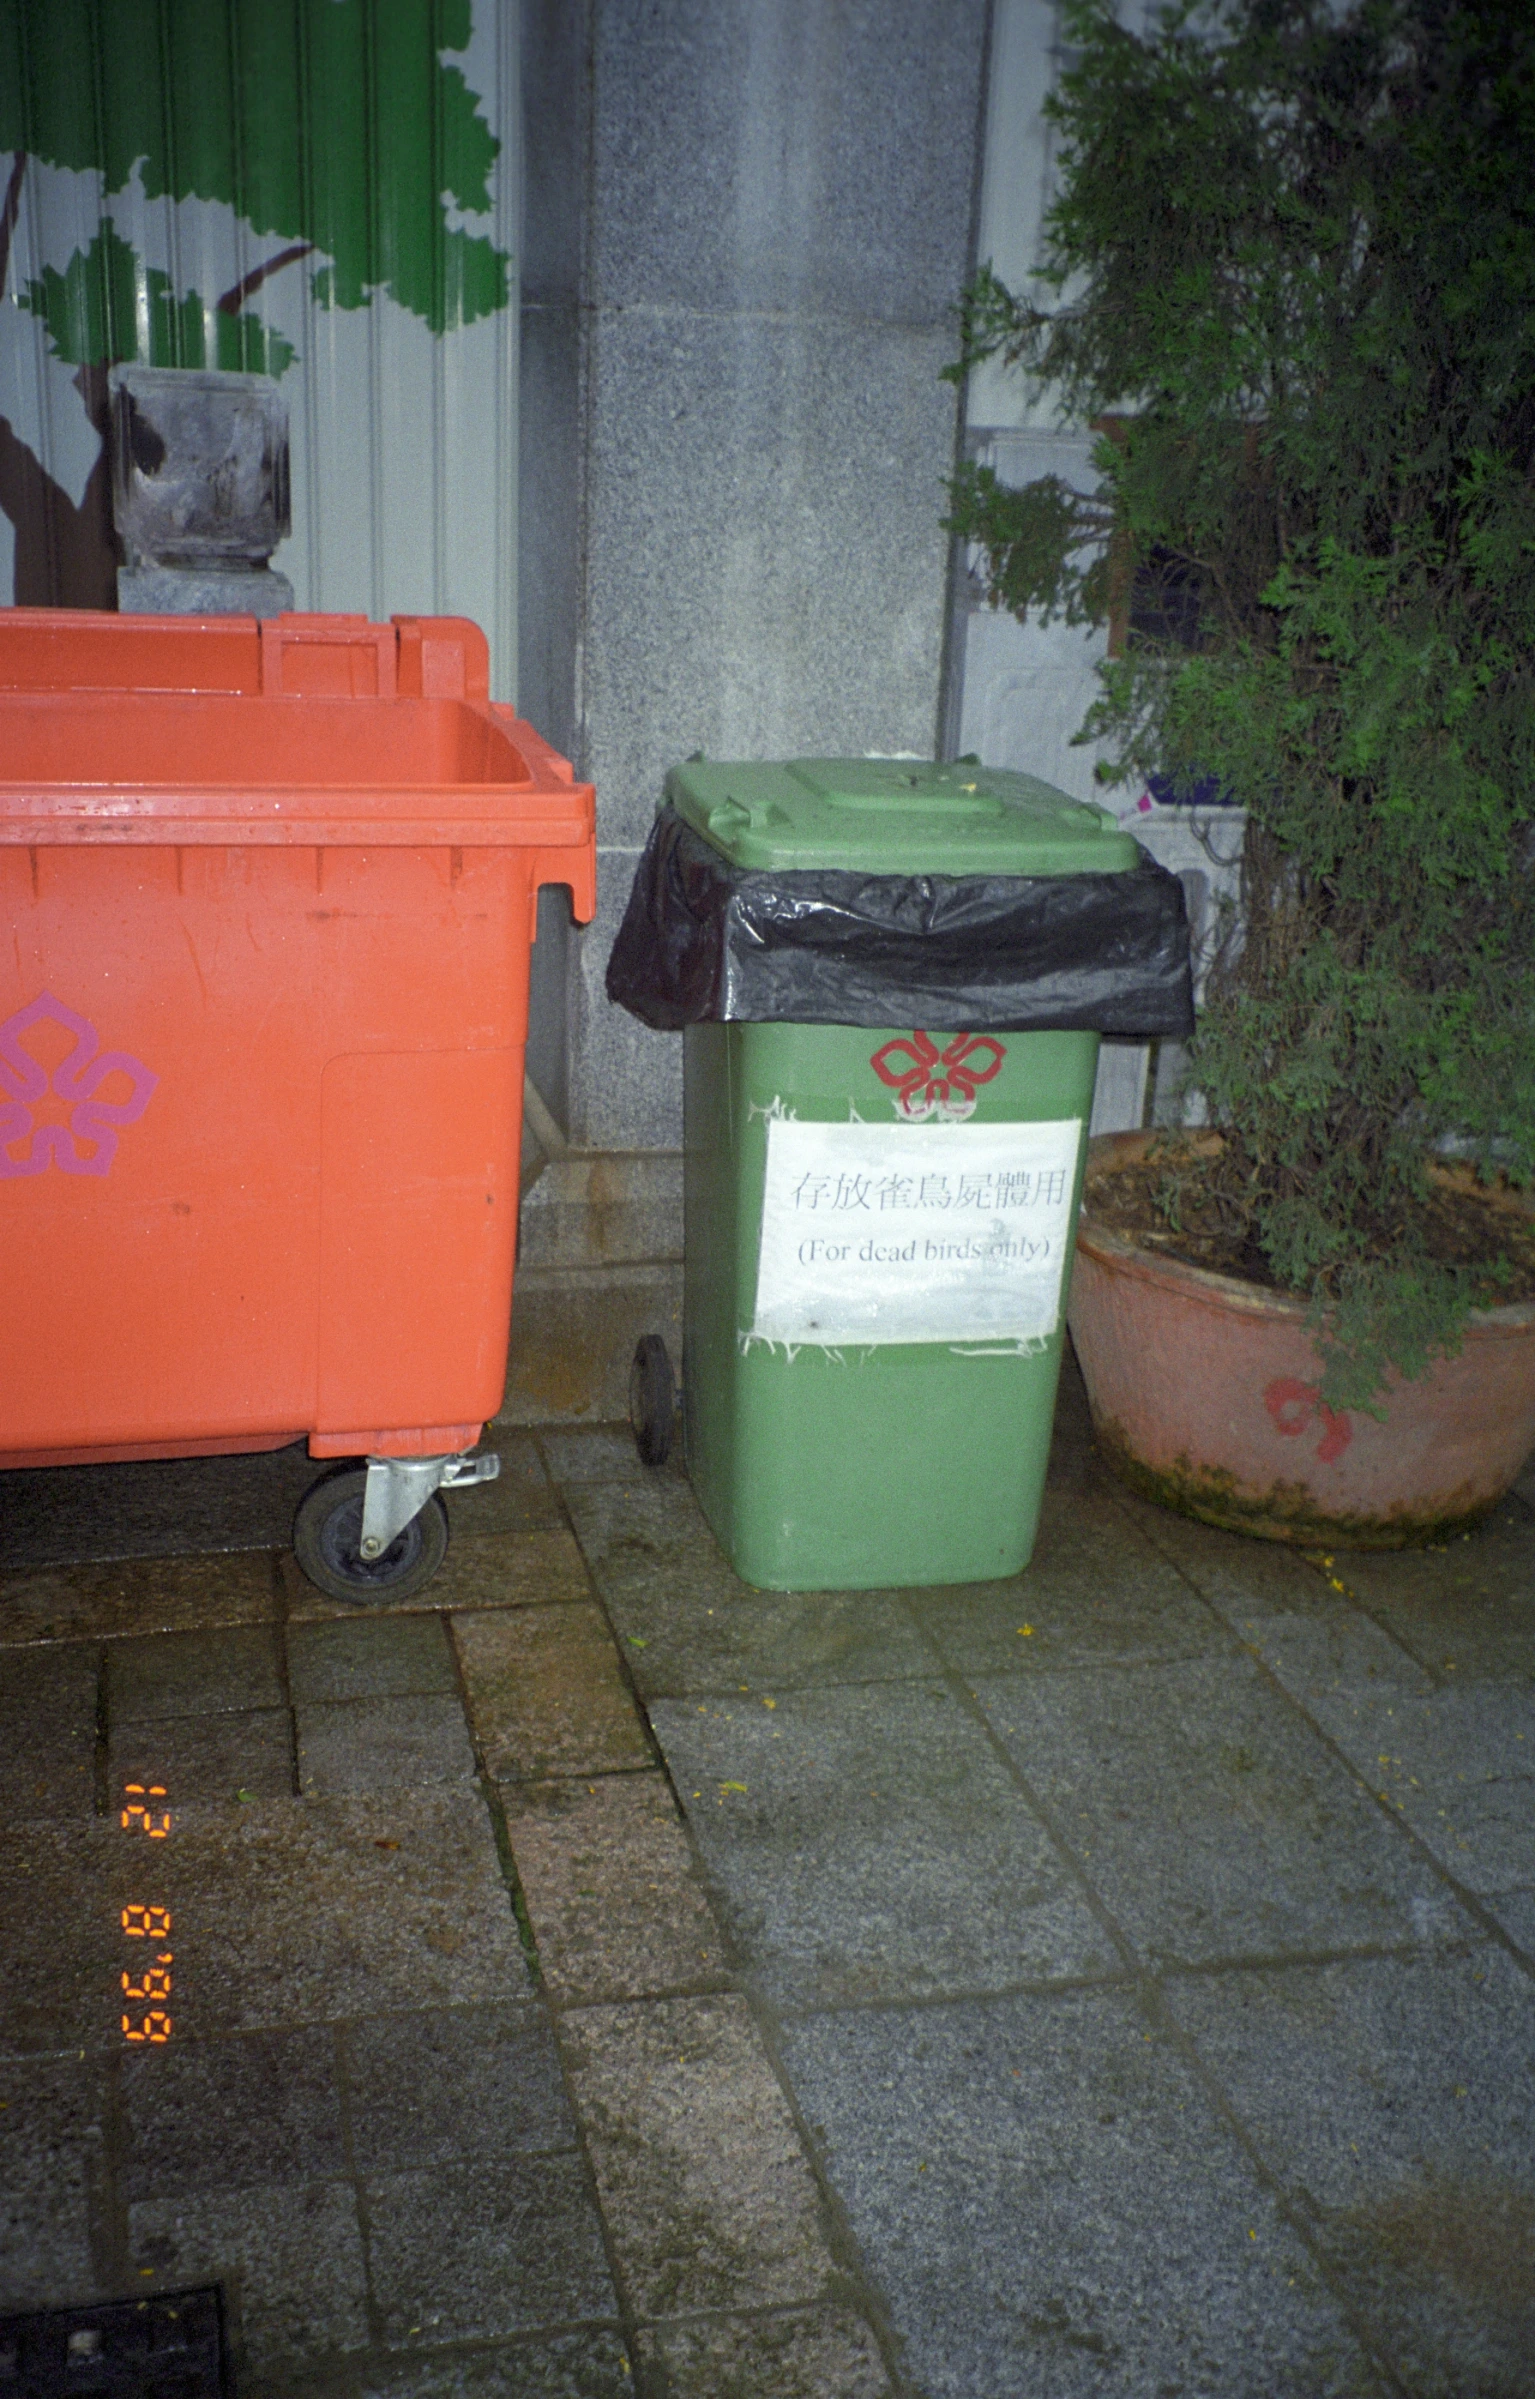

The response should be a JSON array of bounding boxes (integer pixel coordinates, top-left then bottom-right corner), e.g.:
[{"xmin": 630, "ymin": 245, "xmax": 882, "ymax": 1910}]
[
  {"xmin": 1263, "ymin": 1376, "xmax": 1352, "ymax": 1465},
  {"xmin": 870, "ymin": 1029, "xmax": 1007, "ymax": 1123},
  {"xmin": 0, "ymin": 993, "xmax": 158, "ymax": 1177}
]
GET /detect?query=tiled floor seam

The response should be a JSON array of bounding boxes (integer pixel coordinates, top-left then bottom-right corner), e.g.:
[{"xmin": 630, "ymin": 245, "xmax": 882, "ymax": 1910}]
[
  {"xmin": 547, "ymin": 1993, "xmax": 906, "ymax": 2399},
  {"xmin": 923, "ymin": 1644, "xmax": 1420, "ymax": 2395},
  {"xmin": 90, "ymin": 1641, "xmax": 111, "ymax": 1819},
  {"xmin": 1098, "ymin": 1469, "xmax": 1476, "ymax": 1692},
  {"xmin": 729, "ymin": 1996, "xmax": 936, "ymax": 2399},
  {"xmin": 91, "ymin": 2043, "xmax": 130, "ymax": 2300},
  {"xmin": 331, "ymin": 2018, "xmax": 381, "ymax": 2357},
  {"xmin": 536, "ymin": 1992, "xmax": 730, "ymax": 2394},
  {"xmin": 1131, "ymin": 1967, "xmax": 1423, "ymax": 2398},
  {"xmin": 440, "ymin": 1604, "xmax": 650, "ymax": 2388},
  {"xmin": 270, "ymin": 1570, "xmax": 305, "ymax": 1800},
  {"xmin": 546, "ymin": 1980, "xmax": 739, "ymax": 2013},
  {"xmin": 441, "ymin": 1615, "xmax": 547, "ymax": 1990},
  {"xmin": 757, "ymin": 1930, "xmax": 1490, "ymax": 2019},
  {"xmin": 544, "ymin": 1486, "xmax": 919, "ymax": 2394},
  {"xmin": 1254, "ymin": 1690, "xmax": 1535, "ymax": 1979},
  {"xmin": 507, "ymin": 1760, "xmax": 663, "ymax": 1778},
  {"xmin": 1110, "ymin": 1496, "xmax": 1535, "ymax": 1983}
]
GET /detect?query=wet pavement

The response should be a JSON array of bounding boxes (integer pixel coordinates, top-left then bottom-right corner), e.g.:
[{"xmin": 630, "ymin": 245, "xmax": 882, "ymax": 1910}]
[{"xmin": 2, "ymin": 1362, "xmax": 1533, "ymax": 2397}]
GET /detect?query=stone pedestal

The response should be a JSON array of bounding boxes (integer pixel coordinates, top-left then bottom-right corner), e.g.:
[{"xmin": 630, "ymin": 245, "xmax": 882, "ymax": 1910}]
[
  {"xmin": 513, "ymin": 0, "xmax": 989, "ymax": 1414},
  {"xmin": 117, "ymin": 565, "xmax": 294, "ymax": 617}
]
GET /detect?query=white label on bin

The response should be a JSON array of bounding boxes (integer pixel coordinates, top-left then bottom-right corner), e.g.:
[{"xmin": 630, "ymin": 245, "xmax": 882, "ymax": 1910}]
[{"xmin": 750, "ymin": 1116, "xmax": 1083, "ymax": 1349}]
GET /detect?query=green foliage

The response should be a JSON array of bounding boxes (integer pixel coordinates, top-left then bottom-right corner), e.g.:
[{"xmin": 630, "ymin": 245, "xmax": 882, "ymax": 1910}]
[
  {"xmin": 946, "ymin": 0, "xmax": 1535, "ymax": 1403},
  {"xmin": 19, "ymin": 225, "xmax": 295, "ymax": 377},
  {"xmin": 0, "ymin": 0, "xmax": 509, "ymax": 332}
]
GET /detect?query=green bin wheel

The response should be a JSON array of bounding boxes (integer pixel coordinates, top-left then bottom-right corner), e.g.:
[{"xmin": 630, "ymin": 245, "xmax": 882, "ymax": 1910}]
[
  {"xmin": 629, "ymin": 1334, "xmax": 675, "ymax": 1468},
  {"xmin": 292, "ymin": 1467, "xmax": 450, "ymax": 1605}
]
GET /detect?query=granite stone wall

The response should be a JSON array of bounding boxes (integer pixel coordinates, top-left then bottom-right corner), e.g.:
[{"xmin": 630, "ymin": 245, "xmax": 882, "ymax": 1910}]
[{"xmin": 521, "ymin": 0, "xmax": 991, "ymax": 1154}]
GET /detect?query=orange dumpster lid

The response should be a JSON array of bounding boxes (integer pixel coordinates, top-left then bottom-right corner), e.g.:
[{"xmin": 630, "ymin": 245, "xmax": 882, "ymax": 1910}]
[{"xmin": 0, "ymin": 610, "xmax": 595, "ymax": 856}]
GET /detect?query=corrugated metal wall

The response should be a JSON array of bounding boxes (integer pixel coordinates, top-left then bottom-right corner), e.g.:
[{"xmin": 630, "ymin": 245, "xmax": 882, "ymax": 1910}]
[{"xmin": 0, "ymin": 0, "xmax": 519, "ymax": 697}]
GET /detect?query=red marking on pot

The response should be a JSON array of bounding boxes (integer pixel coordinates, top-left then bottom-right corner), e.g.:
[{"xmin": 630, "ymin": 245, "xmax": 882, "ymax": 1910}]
[{"xmin": 1264, "ymin": 1376, "xmax": 1352, "ymax": 1463}]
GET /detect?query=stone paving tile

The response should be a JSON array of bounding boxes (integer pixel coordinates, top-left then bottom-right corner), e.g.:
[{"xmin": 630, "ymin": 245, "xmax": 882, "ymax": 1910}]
[
  {"xmin": 1104, "ymin": 1486, "xmax": 1345, "ymax": 1623},
  {"xmin": 1323, "ymin": 1504, "xmax": 1535, "ymax": 1682},
  {"xmin": 120, "ymin": 2023, "xmax": 343, "ymax": 2198},
  {"xmin": 0, "ymin": 1642, "xmax": 100, "ymax": 1825},
  {"xmin": 445, "ymin": 1433, "xmax": 566, "ymax": 1536},
  {"xmin": 0, "ymin": 1819, "xmax": 138, "ymax": 2057},
  {"xmin": 633, "ymin": 2307, "xmax": 893, "ymax": 2397},
  {"xmin": 536, "ymin": 1424, "xmax": 689, "ymax": 1488},
  {"xmin": 236, "ymin": 2367, "xmax": 368, "ymax": 2399},
  {"xmin": 106, "ymin": 1624, "xmax": 284, "ymax": 1722},
  {"xmin": 565, "ymin": 1483, "xmax": 934, "ymax": 1699},
  {"xmin": 8, "ymin": 1795, "xmax": 526, "ymax": 2056},
  {"xmin": 976, "ymin": 1653, "xmax": 1470, "ymax": 1970},
  {"xmin": 910, "ymin": 1477, "xmax": 1230, "ymax": 1681},
  {"xmin": 1168, "ymin": 1946, "xmax": 1535, "ymax": 2398},
  {"xmin": 564, "ymin": 1477, "xmax": 743, "ymax": 1600},
  {"xmin": 0, "ymin": 1446, "xmax": 319, "ymax": 1572},
  {"xmin": 780, "ymin": 1991, "xmax": 1385, "ymax": 2399},
  {"xmin": 453, "ymin": 1605, "xmax": 652, "ymax": 1780},
  {"xmin": 0, "ymin": 2053, "xmax": 106, "ymax": 2309},
  {"xmin": 287, "ymin": 1614, "xmax": 459, "ymax": 1703},
  {"xmin": 281, "ymin": 1525, "xmax": 587, "ymax": 1621},
  {"xmin": 500, "ymin": 1772, "xmax": 729, "ymax": 2002},
  {"xmin": 650, "ymin": 1680, "xmax": 1114, "ymax": 2008},
  {"xmin": 296, "ymin": 1693, "xmax": 478, "ymax": 1796},
  {"xmin": 125, "ymin": 1793, "xmax": 531, "ymax": 2033},
  {"xmin": 354, "ymin": 2331, "xmax": 633, "ymax": 2397},
  {"xmin": 365, "ymin": 2156, "xmax": 616, "ymax": 2345},
  {"xmin": 0, "ymin": 1550, "xmax": 276, "ymax": 1646},
  {"xmin": 1246, "ymin": 1612, "xmax": 1535, "ymax": 1906},
  {"xmin": 1042, "ymin": 1345, "xmax": 1099, "ymax": 1482},
  {"xmin": 108, "ymin": 1707, "xmax": 295, "ymax": 1809},
  {"xmin": 615, "ymin": 1582, "xmax": 931, "ymax": 1706},
  {"xmin": 345, "ymin": 2005, "xmax": 574, "ymax": 2172},
  {"xmin": 127, "ymin": 2179, "xmax": 370, "ymax": 2376},
  {"xmin": 1487, "ymin": 1887, "xmax": 1535, "ymax": 1956},
  {"xmin": 427, "ymin": 1530, "xmax": 594, "ymax": 1613},
  {"xmin": 558, "ymin": 1994, "xmax": 838, "ymax": 2323},
  {"xmin": 1239, "ymin": 1603, "xmax": 1437, "ymax": 1701}
]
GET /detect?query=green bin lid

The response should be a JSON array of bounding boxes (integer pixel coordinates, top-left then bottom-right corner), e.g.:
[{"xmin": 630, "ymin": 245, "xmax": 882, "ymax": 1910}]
[{"xmin": 664, "ymin": 757, "xmax": 1141, "ymax": 876}]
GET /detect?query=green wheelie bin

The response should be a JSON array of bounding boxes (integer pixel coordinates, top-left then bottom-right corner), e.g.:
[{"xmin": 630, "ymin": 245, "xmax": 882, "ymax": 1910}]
[{"xmin": 608, "ymin": 756, "xmax": 1192, "ymax": 1590}]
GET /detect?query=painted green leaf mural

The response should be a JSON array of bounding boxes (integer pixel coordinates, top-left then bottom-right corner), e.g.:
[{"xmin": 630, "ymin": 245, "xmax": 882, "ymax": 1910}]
[
  {"xmin": 0, "ymin": 0, "xmax": 510, "ymax": 332},
  {"xmin": 20, "ymin": 225, "xmax": 296, "ymax": 376}
]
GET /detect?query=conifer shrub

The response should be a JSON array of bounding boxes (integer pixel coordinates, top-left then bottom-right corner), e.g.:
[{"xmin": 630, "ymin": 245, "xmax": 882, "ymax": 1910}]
[{"xmin": 945, "ymin": 0, "xmax": 1535, "ymax": 1404}]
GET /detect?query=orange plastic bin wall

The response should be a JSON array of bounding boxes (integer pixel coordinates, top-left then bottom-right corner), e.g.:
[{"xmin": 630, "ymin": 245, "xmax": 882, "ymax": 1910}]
[{"xmin": 0, "ymin": 609, "xmax": 595, "ymax": 1468}]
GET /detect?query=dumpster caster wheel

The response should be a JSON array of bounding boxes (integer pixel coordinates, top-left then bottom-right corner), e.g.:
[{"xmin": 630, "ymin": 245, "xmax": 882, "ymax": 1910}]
[
  {"xmin": 629, "ymin": 1334, "xmax": 675, "ymax": 1468},
  {"xmin": 292, "ymin": 1468, "xmax": 450, "ymax": 1605}
]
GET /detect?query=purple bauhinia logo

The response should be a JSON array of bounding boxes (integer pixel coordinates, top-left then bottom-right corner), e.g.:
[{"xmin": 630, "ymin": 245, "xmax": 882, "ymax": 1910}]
[{"xmin": 0, "ymin": 994, "xmax": 158, "ymax": 1177}]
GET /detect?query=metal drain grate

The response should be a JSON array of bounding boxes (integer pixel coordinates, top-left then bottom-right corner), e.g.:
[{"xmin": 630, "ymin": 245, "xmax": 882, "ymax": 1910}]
[{"xmin": 0, "ymin": 2288, "xmax": 227, "ymax": 2398}]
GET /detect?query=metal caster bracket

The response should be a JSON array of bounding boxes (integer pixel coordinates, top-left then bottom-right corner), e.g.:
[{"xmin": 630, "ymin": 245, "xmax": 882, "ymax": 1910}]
[{"xmin": 360, "ymin": 1450, "xmax": 500, "ymax": 1559}]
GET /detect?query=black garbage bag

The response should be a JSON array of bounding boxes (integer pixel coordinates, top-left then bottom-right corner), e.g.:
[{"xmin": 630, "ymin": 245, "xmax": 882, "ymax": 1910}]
[{"xmin": 607, "ymin": 803, "xmax": 1194, "ymax": 1036}]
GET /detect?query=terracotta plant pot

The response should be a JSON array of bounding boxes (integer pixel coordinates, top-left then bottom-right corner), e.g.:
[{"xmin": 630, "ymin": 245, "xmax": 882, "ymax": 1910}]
[{"xmin": 1067, "ymin": 1132, "xmax": 1535, "ymax": 1548}]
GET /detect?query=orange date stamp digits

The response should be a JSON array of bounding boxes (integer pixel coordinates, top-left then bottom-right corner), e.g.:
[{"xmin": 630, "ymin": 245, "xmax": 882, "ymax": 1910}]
[
  {"xmin": 122, "ymin": 2010, "xmax": 172, "ymax": 2044},
  {"xmin": 121, "ymin": 1904, "xmax": 172, "ymax": 1941},
  {"xmin": 120, "ymin": 1784, "xmax": 174, "ymax": 2041},
  {"xmin": 121, "ymin": 1956, "xmax": 173, "ymax": 2004},
  {"xmin": 121, "ymin": 1783, "xmax": 170, "ymax": 1837},
  {"xmin": 119, "ymin": 1920, "xmax": 175, "ymax": 2041}
]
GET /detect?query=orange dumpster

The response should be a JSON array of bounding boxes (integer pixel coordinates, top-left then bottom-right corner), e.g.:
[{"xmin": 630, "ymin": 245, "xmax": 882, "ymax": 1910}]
[{"xmin": 0, "ymin": 608, "xmax": 595, "ymax": 1599}]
